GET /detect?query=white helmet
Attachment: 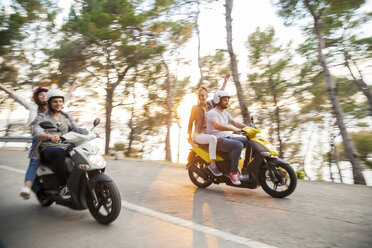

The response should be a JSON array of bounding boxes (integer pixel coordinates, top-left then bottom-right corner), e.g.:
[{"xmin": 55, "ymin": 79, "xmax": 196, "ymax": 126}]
[
  {"xmin": 213, "ymin": 90, "xmax": 230, "ymax": 104},
  {"xmin": 46, "ymin": 89, "xmax": 65, "ymax": 102}
]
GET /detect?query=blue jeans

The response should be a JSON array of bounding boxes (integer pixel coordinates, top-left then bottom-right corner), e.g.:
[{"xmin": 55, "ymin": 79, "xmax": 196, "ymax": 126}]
[
  {"xmin": 24, "ymin": 158, "xmax": 40, "ymax": 183},
  {"xmin": 24, "ymin": 139, "xmax": 39, "ymax": 183},
  {"xmin": 216, "ymin": 136, "xmax": 249, "ymax": 173}
]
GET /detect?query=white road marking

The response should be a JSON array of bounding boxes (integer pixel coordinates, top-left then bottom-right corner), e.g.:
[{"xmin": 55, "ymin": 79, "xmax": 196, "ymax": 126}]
[
  {"xmin": 122, "ymin": 200, "xmax": 277, "ymax": 248},
  {"xmin": 0, "ymin": 165, "xmax": 27, "ymax": 174},
  {"xmin": 1, "ymin": 164, "xmax": 277, "ymax": 248}
]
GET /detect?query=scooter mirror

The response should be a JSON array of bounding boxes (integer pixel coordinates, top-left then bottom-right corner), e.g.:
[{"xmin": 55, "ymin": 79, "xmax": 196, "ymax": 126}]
[
  {"xmin": 39, "ymin": 121, "xmax": 56, "ymax": 129},
  {"xmin": 93, "ymin": 118, "xmax": 100, "ymax": 127}
]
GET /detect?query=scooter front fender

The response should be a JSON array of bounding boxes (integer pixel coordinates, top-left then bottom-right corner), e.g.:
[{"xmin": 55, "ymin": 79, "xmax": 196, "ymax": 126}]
[
  {"xmin": 89, "ymin": 172, "xmax": 113, "ymax": 188},
  {"xmin": 266, "ymin": 157, "xmax": 290, "ymax": 167}
]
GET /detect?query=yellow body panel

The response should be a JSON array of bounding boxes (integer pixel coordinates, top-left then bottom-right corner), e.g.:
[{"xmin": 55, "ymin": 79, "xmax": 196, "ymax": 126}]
[
  {"xmin": 251, "ymin": 137, "xmax": 279, "ymax": 156},
  {"xmin": 191, "ymin": 143, "xmax": 244, "ymax": 169},
  {"xmin": 191, "ymin": 143, "xmax": 224, "ymax": 163},
  {"xmin": 242, "ymin": 126, "xmax": 261, "ymax": 139},
  {"xmin": 189, "ymin": 125, "xmax": 277, "ymax": 169},
  {"xmin": 238, "ymin": 158, "xmax": 244, "ymax": 170}
]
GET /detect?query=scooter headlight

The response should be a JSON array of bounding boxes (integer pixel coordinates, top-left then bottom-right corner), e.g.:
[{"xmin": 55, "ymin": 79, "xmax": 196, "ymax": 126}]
[
  {"xmin": 260, "ymin": 151, "xmax": 272, "ymax": 157},
  {"xmin": 87, "ymin": 154, "xmax": 106, "ymax": 167}
]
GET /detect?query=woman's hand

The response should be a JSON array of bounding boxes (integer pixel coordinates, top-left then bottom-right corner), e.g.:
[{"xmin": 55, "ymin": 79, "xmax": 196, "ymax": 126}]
[
  {"xmin": 72, "ymin": 79, "xmax": 81, "ymax": 88},
  {"xmin": 220, "ymin": 73, "xmax": 231, "ymax": 90},
  {"xmin": 224, "ymin": 74, "xmax": 230, "ymax": 82}
]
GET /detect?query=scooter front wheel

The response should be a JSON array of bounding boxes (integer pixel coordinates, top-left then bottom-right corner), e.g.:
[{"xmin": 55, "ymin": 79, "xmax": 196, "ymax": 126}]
[
  {"xmin": 259, "ymin": 162, "xmax": 297, "ymax": 198},
  {"xmin": 86, "ymin": 181, "xmax": 121, "ymax": 224}
]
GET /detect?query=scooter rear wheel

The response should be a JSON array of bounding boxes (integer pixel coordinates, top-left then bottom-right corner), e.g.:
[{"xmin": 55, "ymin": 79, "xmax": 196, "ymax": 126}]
[
  {"xmin": 36, "ymin": 191, "xmax": 54, "ymax": 207},
  {"xmin": 86, "ymin": 181, "xmax": 121, "ymax": 224},
  {"xmin": 33, "ymin": 177, "xmax": 54, "ymax": 207},
  {"xmin": 188, "ymin": 163, "xmax": 212, "ymax": 188}
]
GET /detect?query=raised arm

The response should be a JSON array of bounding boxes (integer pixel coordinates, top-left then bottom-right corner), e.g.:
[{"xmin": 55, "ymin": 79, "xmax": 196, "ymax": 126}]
[
  {"xmin": 219, "ymin": 74, "xmax": 230, "ymax": 90},
  {"xmin": 0, "ymin": 83, "xmax": 32, "ymax": 110},
  {"xmin": 0, "ymin": 83, "xmax": 12, "ymax": 95},
  {"xmin": 65, "ymin": 79, "xmax": 81, "ymax": 101}
]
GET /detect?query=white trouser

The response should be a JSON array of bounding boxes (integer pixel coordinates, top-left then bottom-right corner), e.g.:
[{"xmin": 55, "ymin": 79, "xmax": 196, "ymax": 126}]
[{"xmin": 194, "ymin": 133, "xmax": 217, "ymax": 160}]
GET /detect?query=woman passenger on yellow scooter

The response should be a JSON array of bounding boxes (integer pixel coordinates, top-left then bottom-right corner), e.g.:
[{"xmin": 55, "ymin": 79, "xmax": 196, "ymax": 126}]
[{"xmin": 187, "ymin": 74, "xmax": 230, "ymax": 176}]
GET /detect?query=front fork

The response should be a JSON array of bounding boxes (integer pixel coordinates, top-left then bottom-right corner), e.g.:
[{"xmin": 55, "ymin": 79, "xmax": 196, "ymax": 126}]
[
  {"xmin": 85, "ymin": 171, "xmax": 99, "ymax": 205},
  {"xmin": 264, "ymin": 159, "xmax": 281, "ymax": 184}
]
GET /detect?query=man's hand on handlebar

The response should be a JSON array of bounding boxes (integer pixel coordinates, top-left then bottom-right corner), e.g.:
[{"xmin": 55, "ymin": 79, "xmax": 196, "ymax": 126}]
[
  {"xmin": 232, "ymin": 127, "xmax": 242, "ymax": 135},
  {"xmin": 48, "ymin": 134, "xmax": 60, "ymax": 142}
]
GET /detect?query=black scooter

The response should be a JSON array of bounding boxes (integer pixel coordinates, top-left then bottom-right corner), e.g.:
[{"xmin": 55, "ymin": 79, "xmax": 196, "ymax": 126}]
[{"xmin": 32, "ymin": 118, "xmax": 121, "ymax": 224}]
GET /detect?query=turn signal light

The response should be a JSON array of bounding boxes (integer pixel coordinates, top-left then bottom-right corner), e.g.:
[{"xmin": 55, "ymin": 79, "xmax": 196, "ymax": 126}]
[{"xmin": 77, "ymin": 164, "xmax": 90, "ymax": 169}]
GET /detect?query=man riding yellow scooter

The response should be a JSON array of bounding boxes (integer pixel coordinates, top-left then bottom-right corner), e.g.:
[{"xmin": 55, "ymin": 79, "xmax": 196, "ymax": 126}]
[{"xmin": 186, "ymin": 90, "xmax": 297, "ymax": 198}]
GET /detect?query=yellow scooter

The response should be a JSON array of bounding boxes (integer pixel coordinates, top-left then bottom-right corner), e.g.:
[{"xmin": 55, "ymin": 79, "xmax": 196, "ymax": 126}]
[{"xmin": 186, "ymin": 125, "xmax": 297, "ymax": 198}]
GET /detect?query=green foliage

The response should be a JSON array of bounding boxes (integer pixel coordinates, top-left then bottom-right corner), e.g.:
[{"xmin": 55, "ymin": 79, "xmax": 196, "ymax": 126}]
[
  {"xmin": 200, "ymin": 50, "xmax": 230, "ymax": 90},
  {"xmin": 337, "ymin": 131, "xmax": 372, "ymax": 169},
  {"xmin": 113, "ymin": 142, "xmax": 126, "ymax": 152},
  {"xmin": 325, "ymin": 0, "xmax": 365, "ymax": 14},
  {"xmin": 245, "ymin": 26, "xmax": 296, "ymax": 157},
  {"xmin": 246, "ymin": 26, "xmax": 293, "ymax": 106},
  {"xmin": 0, "ymin": 0, "xmax": 46, "ymax": 56},
  {"xmin": 296, "ymin": 170, "xmax": 305, "ymax": 179}
]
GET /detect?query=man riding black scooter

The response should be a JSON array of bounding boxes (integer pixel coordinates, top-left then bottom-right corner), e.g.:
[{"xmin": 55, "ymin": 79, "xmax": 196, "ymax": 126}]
[{"xmin": 33, "ymin": 89, "xmax": 78, "ymax": 199}]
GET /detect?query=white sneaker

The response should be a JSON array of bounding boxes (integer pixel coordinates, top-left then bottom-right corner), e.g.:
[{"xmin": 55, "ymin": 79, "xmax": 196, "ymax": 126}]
[{"xmin": 20, "ymin": 186, "xmax": 31, "ymax": 200}]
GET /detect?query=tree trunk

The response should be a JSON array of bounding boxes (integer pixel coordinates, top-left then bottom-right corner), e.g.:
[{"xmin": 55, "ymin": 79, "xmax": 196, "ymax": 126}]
[
  {"xmin": 353, "ymin": 79, "xmax": 372, "ymax": 116},
  {"xmin": 328, "ymin": 151, "xmax": 334, "ymax": 182},
  {"xmin": 177, "ymin": 119, "xmax": 181, "ymax": 164},
  {"xmin": 275, "ymin": 105, "xmax": 283, "ymax": 158},
  {"xmin": 196, "ymin": 0, "xmax": 204, "ymax": 88},
  {"xmin": 343, "ymin": 52, "xmax": 372, "ymax": 116},
  {"xmin": 271, "ymin": 80, "xmax": 283, "ymax": 158},
  {"xmin": 103, "ymin": 55, "xmax": 130, "ymax": 154},
  {"xmin": 333, "ymin": 143, "xmax": 343, "ymax": 183},
  {"xmin": 126, "ymin": 81, "xmax": 136, "ymax": 157},
  {"xmin": 164, "ymin": 61, "xmax": 173, "ymax": 161},
  {"xmin": 311, "ymin": 10, "xmax": 365, "ymax": 184},
  {"xmin": 105, "ymin": 87, "xmax": 113, "ymax": 155},
  {"xmin": 126, "ymin": 103, "xmax": 135, "ymax": 157},
  {"xmin": 225, "ymin": 0, "xmax": 251, "ymax": 124}
]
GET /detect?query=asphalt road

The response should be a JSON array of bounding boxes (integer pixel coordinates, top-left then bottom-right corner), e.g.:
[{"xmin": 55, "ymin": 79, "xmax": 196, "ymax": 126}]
[{"xmin": 0, "ymin": 149, "xmax": 371, "ymax": 248}]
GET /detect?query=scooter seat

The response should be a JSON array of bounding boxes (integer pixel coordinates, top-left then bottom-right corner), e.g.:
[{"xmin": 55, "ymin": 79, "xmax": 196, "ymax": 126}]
[
  {"xmin": 37, "ymin": 157, "xmax": 74, "ymax": 176},
  {"xmin": 195, "ymin": 142, "xmax": 231, "ymax": 161}
]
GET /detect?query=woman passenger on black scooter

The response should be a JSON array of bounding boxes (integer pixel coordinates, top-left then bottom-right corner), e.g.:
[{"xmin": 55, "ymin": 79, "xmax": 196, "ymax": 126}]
[{"xmin": 32, "ymin": 89, "xmax": 79, "ymax": 199}]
